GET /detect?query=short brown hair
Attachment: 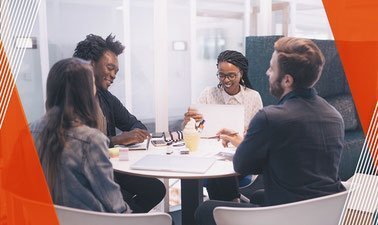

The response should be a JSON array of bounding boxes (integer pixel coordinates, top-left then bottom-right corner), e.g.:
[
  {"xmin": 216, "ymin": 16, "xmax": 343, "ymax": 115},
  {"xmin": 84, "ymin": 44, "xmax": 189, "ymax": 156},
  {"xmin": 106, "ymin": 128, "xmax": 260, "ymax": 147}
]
[{"xmin": 274, "ymin": 37, "xmax": 325, "ymax": 89}]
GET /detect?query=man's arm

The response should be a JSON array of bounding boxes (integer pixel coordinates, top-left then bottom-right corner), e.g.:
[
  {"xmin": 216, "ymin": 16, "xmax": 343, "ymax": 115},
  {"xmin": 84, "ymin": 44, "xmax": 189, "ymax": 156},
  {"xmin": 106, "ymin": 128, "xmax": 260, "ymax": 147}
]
[
  {"xmin": 233, "ymin": 110, "xmax": 271, "ymax": 175},
  {"xmin": 109, "ymin": 94, "xmax": 149, "ymax": 146},
  {"xmin": 112, "ymin": 95, "xmax": 147, "ymax": 131}
]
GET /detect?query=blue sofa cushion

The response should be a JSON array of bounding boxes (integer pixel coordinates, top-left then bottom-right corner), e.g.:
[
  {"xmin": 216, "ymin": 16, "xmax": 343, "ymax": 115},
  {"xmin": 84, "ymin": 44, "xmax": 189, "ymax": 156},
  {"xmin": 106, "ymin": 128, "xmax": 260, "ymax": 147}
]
[{"xmin": 326, "ymin": 94, "xmax": 359, "ymax": 131}]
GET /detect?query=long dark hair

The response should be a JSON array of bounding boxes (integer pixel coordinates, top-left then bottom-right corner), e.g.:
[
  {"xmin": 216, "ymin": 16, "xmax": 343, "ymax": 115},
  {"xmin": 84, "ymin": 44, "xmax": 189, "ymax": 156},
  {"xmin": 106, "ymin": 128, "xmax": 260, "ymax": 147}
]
[
  {"xmin": 216, "ymin": 50, "xmax": 252, "ymax": 89},
  {"xmin": 39, "ymin": 58, "xmax": 100, "ymax": 197}
]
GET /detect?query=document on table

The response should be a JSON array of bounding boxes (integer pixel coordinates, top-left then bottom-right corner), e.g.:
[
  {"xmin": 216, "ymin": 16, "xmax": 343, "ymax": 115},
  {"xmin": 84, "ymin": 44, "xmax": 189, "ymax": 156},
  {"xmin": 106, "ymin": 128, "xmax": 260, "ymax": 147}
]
[
  {"xmin": 214, "ymin": 151, "xmax": 235, "ymax": 162},
  {"xmin": 130, "ymin": 154, "xmax": 217, "ymax": 174},
  {"xmin": 191, "ymin": 104, "xmax": 244, "ymax": 138}
]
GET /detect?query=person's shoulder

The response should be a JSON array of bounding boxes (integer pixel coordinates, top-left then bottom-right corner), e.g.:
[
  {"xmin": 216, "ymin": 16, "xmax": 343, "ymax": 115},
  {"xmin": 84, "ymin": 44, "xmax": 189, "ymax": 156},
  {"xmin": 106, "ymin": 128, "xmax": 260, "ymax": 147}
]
[
  {"xmin": 315, "ymin": 95, "xmax": 344, "ymax": 118},
  {"xmin": 259, "ymin": 104, "xmax": 285, "ymax": 119},
  {"xmin": 98, "ymin": 88, "xmax": 125, "ymax": 108},
  {"xmin": 70, "ymin": 125, "xmax": 109, "ymax": 146},
  {"xmin": 97, "ymin": 88, "xmax": 117, "ymax": 99},
  {"xmin": 76, "ymin": 125, "xmax": 107, "ymax": 139},
  {"xmin": 198, "ymin": 86, "xmax": 221, "ymax": 102},
  {"xmin": 29, "ymin": 116, "xmax": 47, "ymax": 133},
  {"xmin": 243, "ymin": 87, "xmax": 261, "ymax": 97},
  {"xmin": 202, "ymin": 86, "xmax": 219, "ymax": 94},
  {"xmin": 68, "ymin": 126, "xmax": 110, "ymax": 160}
]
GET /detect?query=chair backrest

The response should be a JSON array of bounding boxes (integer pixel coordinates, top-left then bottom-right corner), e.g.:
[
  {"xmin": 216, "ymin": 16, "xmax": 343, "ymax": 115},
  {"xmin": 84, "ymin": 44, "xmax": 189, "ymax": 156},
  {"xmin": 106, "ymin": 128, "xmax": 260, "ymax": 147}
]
[
  {"xmin": 8, "ymin": 192, "xmax": 171, "ymax": 225},
  {"xmin": 214, "ymin": 188, "xmax": 350, "ymax": 225},
  {"xmin": 7, "ymin": 192, "xmax": 59, "ymax": 225},
  {"xmin": 55, "ymin": 205, "xmax": 172, "ymax": 225}
]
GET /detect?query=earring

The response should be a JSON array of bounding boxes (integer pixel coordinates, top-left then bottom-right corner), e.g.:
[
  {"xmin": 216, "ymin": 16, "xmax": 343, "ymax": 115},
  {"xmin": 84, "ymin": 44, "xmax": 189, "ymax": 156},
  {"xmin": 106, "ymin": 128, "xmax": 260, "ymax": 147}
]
[
  {"xmin": 240, "ymin": 79, "xmax": 246, "ymax": 88},
  {"xmin": 217, "ymin": 82, "xmax": 222, "ymax": 89}
]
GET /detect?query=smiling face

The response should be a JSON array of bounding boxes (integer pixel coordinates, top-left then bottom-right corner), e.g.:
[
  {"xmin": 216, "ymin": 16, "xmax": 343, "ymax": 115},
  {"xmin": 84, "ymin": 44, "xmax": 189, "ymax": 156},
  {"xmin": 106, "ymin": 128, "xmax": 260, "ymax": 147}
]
[
  {"xmin": 92, "ymin": 50, "xmax": 119, "ymax": 90},
  {"xmin": 217, "ymin": 62, "xmax": 242, "ymax": 95}
]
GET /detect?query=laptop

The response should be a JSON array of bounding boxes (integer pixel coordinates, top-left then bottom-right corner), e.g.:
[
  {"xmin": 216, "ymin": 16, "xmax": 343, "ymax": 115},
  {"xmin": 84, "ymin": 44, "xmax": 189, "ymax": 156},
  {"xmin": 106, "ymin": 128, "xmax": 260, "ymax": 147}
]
[
  {"xmin": 191, "ymin": 104, "xmax": 244, "ymax": 138},
  {"xmin": 130, "ymin": 154, "xmax": 217, "ymax": 174}
]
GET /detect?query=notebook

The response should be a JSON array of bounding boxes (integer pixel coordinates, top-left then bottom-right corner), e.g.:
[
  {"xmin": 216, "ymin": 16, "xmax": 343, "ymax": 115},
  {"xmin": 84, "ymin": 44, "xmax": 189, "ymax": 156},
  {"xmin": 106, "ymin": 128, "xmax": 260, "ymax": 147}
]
[
  {"xmin": 191, "ymin": 104, "xmax": 244, "ymax": 138},
  {"xmin": 116, "ymin": 139, "xmax": 148, "ymax": 151},
  {"xmin": 130, "ymin": 154, "xmax": 217, "ymax": 174}
]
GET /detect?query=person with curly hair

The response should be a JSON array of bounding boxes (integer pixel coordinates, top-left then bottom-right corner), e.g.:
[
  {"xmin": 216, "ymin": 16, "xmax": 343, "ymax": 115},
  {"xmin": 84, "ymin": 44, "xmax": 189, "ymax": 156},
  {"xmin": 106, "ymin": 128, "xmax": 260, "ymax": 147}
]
[{"xmin": 73, "ymin": 34, "xmax": 165, "ymax": 213}]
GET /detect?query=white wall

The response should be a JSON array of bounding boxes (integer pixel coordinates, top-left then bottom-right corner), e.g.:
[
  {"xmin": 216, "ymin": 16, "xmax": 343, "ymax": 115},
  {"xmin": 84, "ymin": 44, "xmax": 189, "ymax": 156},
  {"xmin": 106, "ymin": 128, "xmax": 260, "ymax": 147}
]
[
  {"xmin": 16, "ymin": 21, "xmax": 45, "ymax": 123},
  {"xmin": 16, "ymin": 0, "xmax": 334, "ymax": 126},
  {"xmin": 192, "ymin": 16, "xmax": 243, "ymax": 101},
  {"xmin": 129, "ymin": 1, "xmax": 154, "ymax": 120},
  {"xmin": 167, "ymin": 2, "xmax": 191, "ymax": 118},
  {"xmin": 45, "ymin": 0, "xmax": 126, "ymax": 105}
]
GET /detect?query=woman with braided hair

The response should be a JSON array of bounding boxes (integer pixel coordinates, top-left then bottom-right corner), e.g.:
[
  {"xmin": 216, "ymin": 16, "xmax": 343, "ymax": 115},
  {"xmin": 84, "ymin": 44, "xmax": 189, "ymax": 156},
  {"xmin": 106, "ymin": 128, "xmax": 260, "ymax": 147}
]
[
  {"xmin": 183, "ymin": 50, "xmax": 263, "ymax": 202},
  {"xmin": 184, "ymin": 50, "xmax": 262, "ymax": 129}
]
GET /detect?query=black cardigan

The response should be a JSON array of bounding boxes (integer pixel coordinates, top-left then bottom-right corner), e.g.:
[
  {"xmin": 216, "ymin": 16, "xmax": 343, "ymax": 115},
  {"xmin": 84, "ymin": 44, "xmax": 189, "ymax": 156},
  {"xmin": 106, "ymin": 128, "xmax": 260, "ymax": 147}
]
[
  {"xmin": 234, "ymin": 88, "xmax": 346, "ymax": 206},
  {"xmin": 97, "ymin": 89, "xmax": 147, "ymax": 142}
]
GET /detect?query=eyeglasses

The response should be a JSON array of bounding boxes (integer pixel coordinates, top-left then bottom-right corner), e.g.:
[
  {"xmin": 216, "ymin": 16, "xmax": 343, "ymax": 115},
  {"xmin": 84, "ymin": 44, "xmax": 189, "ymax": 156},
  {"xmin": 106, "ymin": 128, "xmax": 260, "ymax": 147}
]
[{"xmin": 216, "ymin": 71, "xmax": 241, "ymax": 80}]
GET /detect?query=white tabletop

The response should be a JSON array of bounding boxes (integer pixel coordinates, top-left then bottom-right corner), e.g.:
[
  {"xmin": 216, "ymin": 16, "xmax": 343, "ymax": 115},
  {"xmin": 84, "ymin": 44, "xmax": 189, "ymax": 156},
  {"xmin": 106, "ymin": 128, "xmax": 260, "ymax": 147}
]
[{"xmin": 110, "ymin": 139, "xmax": 237, "ymax": 179}]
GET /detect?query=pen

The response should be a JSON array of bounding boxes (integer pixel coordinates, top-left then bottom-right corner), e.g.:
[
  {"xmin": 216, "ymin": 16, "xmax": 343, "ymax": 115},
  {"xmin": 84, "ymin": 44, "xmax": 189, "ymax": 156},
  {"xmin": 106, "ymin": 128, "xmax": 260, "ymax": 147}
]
[
  {"xmin": 146, "ymin": 136, "xmax": 151, "ymax": 150},
  {"xmin": 200, "ymin": 132, "xmax": 238, "ymax": 139},
  {"xmin": 196, "ymin": 119, "xmax": 206, "ymax": 130}
]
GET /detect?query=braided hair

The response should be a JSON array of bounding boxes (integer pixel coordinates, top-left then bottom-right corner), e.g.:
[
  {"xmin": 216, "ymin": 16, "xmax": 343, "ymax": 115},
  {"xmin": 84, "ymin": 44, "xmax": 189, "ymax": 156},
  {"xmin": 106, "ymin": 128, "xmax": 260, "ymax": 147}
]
[
  {"xmin": 73, "ymin": 34, "xmax": 125, "ymax": 62},
  {"xmin": 216, "ymin": 50, "xmax": 252, "ymax": 89}
]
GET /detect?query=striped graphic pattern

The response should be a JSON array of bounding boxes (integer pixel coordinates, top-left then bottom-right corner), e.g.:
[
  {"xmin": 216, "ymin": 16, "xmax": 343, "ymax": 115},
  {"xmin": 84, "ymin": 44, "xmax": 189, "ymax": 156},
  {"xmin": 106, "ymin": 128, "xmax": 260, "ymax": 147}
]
[
  {"xmin": 339, "ymin": 101, "xmax": 378, "ymax": 225},
  {"xmin": 0, "ymin": 0, "xmax": 41, "ymax": 129}
]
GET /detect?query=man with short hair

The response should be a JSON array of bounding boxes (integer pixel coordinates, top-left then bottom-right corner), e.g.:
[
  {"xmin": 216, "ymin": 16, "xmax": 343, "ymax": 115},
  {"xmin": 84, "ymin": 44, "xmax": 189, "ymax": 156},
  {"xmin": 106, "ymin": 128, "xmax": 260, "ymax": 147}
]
[
  {"xmin": 74, "ymin": 34, "xmax": 149, "ymax": 145},
  {"xmin": 195, "ymin": 37, "xmax": 346, "ymax": 225},
  {"xmin": 74, "ymin": 34, "xmax": 165, "ymax": 213}
]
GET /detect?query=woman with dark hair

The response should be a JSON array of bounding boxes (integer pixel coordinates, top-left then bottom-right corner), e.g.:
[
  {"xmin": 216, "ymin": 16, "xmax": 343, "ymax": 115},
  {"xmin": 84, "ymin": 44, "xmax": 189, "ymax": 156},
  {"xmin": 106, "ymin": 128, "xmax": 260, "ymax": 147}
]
[
  {"xmin": 184, "ymin": 50, "xmax": 262, "ymax": 128},
  {"xmin": 30, "ymin": 58, "xmax": 129, "ymax": 213},
  {"xmin": 183, "ymin": 50, "xmax": 263, "ymax": 202}
]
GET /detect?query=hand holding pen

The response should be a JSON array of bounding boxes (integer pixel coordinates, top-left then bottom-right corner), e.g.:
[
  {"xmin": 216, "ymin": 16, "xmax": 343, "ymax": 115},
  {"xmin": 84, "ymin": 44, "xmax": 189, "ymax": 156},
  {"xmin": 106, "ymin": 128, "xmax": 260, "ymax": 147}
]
[
  {"xmin": 201, "ymin": 131, "xmax": 238, "ymax": 140},
  {"xmin": 183, "ymin": 107, "xmax": 203, "ymax": 128},
  {"xmin": 216, "ymin": 128, "xmax": 243, "ymax": 147}
]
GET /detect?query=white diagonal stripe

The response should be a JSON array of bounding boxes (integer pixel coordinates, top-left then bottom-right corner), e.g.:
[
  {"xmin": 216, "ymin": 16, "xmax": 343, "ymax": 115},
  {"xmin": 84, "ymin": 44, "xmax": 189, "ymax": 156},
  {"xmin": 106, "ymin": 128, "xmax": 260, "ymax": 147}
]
[
  {"xmin": 0, "ymin": 0, "xmax": 41, "ymax": 129},
  {"xmin": 339, "ymin": 101, "xmax": 378, "ymax": 225}
]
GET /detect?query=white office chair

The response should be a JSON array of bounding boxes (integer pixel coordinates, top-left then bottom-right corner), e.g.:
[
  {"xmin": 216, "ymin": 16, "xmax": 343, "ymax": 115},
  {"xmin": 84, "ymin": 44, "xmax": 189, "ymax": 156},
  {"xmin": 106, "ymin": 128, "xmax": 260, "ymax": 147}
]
[
  {"xmin": 55, "ymin": 205, "xmax": 172, "ymax": 225},
  {"xmin": 214, "ymin": 183, "xmax": 352, "ymax": 225},
  {"xmin": 8, "ymin": 192, "xmax": 172, "ymax": 225}
]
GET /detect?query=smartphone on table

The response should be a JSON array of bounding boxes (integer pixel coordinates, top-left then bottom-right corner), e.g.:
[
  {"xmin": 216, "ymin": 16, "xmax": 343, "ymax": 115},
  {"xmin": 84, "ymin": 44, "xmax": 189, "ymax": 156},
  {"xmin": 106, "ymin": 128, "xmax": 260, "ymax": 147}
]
[{"xmin": 151, "ymin": 139, "xmax": 167, "ymax": 147}]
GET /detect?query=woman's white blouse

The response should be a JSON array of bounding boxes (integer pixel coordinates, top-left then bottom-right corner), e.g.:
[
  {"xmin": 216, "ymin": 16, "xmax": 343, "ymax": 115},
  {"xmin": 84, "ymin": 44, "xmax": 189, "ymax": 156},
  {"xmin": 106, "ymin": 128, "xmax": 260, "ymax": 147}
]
[{"xmin": 197, "ymin": 85, "xmax": 263, "ymax": 128}]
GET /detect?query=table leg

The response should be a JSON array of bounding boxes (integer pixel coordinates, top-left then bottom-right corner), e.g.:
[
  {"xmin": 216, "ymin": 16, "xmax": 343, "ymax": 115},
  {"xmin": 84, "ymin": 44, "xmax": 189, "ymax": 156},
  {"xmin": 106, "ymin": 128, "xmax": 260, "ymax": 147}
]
[
  {"xmin": 162, "ymin": 178, "xmax": 170, "ymax": 212},
  {"xmin": 181, "ymin": 179, "xmax": 203, "ymax": 225}
]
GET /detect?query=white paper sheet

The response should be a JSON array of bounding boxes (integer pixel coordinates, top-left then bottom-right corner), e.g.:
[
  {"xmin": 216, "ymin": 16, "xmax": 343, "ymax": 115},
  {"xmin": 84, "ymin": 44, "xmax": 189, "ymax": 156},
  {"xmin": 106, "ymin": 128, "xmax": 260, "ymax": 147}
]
[
  {"xmin": 191, "ymin": 104, "xmax": 244, "ymax": 138},
  {"xmin": 130, "ymin": 155, "xmax": 216, "ymax": 174}
]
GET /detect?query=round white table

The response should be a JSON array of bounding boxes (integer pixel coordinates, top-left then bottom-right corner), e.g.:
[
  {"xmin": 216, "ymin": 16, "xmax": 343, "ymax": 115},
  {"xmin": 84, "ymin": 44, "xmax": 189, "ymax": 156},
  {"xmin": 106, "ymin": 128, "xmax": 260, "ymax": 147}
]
[{"xmin": 110, "ymin": 139, "xmax": 236, "ymax": 225}]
